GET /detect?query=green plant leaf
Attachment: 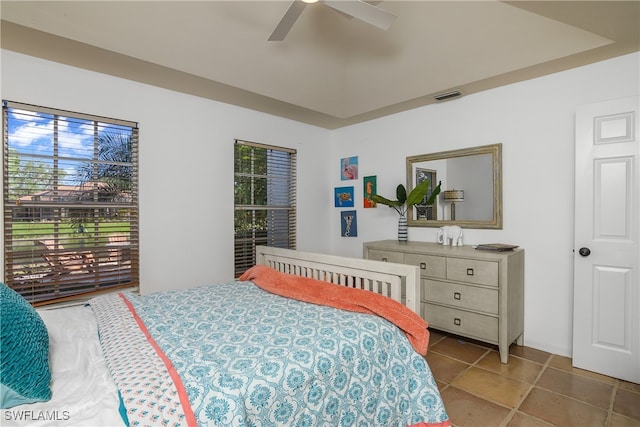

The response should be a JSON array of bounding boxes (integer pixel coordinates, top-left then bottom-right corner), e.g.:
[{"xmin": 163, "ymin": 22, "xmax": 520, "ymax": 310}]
[
  {"xmin": 370, "ymin": 194, "xmax": 403, "ymax": 207},
  {"xmin": 395, "ymin": 184, "xmax": 407, "ymax": 204},
  {"xmin": 406, "ymin": 179, "xmax": 431, "ymax": 207},
  {"xmin": 425, "ymin": 181, "xmax": 442, "ymax": 205}
]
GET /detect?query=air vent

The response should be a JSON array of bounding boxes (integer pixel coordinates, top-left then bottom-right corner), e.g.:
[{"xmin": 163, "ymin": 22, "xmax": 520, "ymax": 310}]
[{"xmin": 434, "ymin": 90, "xmax": 463, "ymax": 102}]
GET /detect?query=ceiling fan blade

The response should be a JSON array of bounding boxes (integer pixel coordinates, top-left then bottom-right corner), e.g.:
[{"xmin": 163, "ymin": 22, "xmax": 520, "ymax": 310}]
[
  {"xmin": 323, "ymin": 0, "xmax": 396, "ymax": 30},
  {"xmin": 268, "ymin": 0, "xmax": 308, "ymax": 41}
]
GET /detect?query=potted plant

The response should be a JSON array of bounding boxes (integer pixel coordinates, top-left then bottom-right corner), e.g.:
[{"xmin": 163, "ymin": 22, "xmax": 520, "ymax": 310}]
[{"xmin": 371, "ymin": 179, "xmax": 442, "ymax": 241}]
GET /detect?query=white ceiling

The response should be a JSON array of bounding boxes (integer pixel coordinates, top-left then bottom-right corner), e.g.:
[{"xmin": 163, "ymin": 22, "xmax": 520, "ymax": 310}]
[{"xmin": 1, "ymin": 1, "xmax": 639, "ymax": 129}]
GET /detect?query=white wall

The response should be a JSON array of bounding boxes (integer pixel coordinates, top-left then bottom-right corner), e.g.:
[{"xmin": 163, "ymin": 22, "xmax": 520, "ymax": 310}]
[
  {"xmin": 328, "ymin": 52, "xmax": 640, "ymax": 357},
  {"xmin": 0, "ymin": 49, "xmax": 332, "ymax": 295}
]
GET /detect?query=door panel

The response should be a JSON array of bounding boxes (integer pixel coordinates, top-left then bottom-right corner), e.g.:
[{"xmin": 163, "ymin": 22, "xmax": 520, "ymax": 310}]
[
  {"xmin": 573, "ymin": 96, "xmax": 639, "ymax": 383},
  {"xmin": 596, "ymin": 158, "xmax": 632, "ymax": 239},
  {"xmin": 593, "ymin": 265, "xmax": 631, "ymax": 349}
]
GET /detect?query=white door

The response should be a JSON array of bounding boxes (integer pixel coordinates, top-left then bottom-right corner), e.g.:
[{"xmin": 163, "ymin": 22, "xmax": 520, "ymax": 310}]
[{"xmin": 573, "ymin": 96, "xmax": 640, "ymax": 383}]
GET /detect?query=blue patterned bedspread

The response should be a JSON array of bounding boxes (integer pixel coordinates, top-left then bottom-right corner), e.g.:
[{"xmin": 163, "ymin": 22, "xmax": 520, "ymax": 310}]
[{"xmin": 90, "ymin": 282, "xmax": 449, "ymax": 427}]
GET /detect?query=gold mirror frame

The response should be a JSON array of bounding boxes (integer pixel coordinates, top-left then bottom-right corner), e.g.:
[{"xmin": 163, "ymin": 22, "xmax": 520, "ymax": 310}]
[{"xmin": 406, "ymin": 143, "xmax": 502, "ymax": 229}]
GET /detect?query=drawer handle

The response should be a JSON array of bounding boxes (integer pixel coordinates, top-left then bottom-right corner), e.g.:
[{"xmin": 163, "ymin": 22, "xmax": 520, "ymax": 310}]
[
  {"xmin": 381, "ymin": 257, "xmax": 388, "ymax": 262},
  {"xmin": 454, "ymin": 318, "xmax": 461, "ymax": 326},
  {"xmin": 420, "ymin": 262, "xmax": 426, "ymax": 270},
  {"xmin": 466, "ymin": 268, "xmax": 475, "ymax": 276},
  {"xmin": 453, "ymin": 292, "xmax": 461, "ymax": 300}
]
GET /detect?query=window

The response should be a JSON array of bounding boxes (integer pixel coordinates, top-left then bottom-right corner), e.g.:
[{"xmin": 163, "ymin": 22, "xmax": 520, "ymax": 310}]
[
  {"xmin": 2, "ymin": 101, "xmax": 139, "ymax": 305},
  {"xmin": 234, "ymin": 140, "xmax": 296, "ymax": 276}
]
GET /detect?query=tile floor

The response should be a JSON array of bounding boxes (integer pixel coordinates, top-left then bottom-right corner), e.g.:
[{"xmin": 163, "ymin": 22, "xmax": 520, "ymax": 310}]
[{"xmin": 425, "ymin": 330, "xmax": 640, "ymax": 427}]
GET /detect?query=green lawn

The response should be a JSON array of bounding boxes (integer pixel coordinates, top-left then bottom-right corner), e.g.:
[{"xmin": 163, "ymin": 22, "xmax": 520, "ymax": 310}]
[{"xmin": 10, "ymin": 221, "xmax": 131, "ymax": 249}]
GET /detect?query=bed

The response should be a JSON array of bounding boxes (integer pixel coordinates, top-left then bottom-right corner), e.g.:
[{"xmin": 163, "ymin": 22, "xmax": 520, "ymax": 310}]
[{"xmin": 1, "ymin": 246, "xmax": 449, "ymax": 427}]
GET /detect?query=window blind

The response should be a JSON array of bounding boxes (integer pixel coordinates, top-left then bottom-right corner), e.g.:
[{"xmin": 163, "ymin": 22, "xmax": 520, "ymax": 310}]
[
  {"xmin": 234, "ymin": 139, "xmax": 296, "ymax": 277},
  {"xmin": 2, "ymin": 101, "xmax": 139, "ymax": 305}
]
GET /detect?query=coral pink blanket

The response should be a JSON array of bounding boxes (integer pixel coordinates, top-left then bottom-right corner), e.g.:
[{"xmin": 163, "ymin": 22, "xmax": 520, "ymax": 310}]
[{"xmin": 240, "ymin": 264, "xmax": 429, "ymax": 355}]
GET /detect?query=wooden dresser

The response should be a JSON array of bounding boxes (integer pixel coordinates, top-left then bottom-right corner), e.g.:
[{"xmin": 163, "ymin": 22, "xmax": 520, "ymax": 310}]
[{"xmin": 363, "ymin": 240, "xmax": 524, "ymax": 363}]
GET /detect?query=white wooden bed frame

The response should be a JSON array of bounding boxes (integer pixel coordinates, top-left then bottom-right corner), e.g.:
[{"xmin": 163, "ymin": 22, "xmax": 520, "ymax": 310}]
[{"xmin": 256, "ymin": 246, "xmax": 421, "ymax": 314}]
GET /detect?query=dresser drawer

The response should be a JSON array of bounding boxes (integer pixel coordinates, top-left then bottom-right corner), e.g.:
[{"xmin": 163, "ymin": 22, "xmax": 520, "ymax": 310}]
[
  {"xmin": 447, "ymin": 258, "xmax": 499, "ymax": 287},
  {"xmin": 404, "ymin": 253, "xmax": 446, "ymax": 279},
  {"xmin": 422, "ymin": 303, "xmax": 498, "ymax": 343},
  {"xmin": 366, "ymin": 249, "xmax": 404, "ymax": 264},
  {"xmin": 422, "ymin": 279, "xmax": 498, "ymax": 314}
]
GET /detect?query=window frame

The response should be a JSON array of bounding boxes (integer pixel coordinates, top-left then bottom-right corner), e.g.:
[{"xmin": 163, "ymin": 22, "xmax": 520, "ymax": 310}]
[
  {"xmin": 2, "ymin": 100, "xmax": 139, "ymax": 305},
  {"xmin": 234, "ymin": 139, "xmax": 296, "ymax": 276}
]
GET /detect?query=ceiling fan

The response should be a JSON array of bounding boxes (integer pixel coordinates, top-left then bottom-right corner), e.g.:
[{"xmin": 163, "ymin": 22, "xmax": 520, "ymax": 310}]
[{"xmin": 268, "ymin": 0, "xmax": 396, "ymax": 41}]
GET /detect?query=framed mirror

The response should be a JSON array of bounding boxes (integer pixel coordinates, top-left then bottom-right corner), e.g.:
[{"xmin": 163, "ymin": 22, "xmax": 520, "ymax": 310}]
[{"xmin": 406, "ymin": 143, "xmax": 502, "ymax": 229}]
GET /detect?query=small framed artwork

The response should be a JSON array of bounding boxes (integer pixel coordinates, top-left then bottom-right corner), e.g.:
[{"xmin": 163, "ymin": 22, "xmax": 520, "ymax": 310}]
[
  {"xmin": 340, "ymin": 156, "xmax": 358, "ymax": 180},
  {"xmin": 363, "ymin": 176, "xmax": 377, "ymax": 208},
  {"xmin": 341, "ymin": 210, "xmax": 358, "ymax": 237},
  {"xmin": 334, "ymin": 186, "xmax": 355, "ymax": 207},
  {"xmin": 415, "ymin": 168, "xmax": 438, "ymax": 220}
]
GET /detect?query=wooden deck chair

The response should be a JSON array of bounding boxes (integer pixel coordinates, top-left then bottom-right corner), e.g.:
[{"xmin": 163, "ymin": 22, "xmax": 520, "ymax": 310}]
[
  {"xmin": 35, "ymin": 240, "xmax": 95, "ymax": 276},
  {"xmin": 107, "ymin": 233, "xmax": 130, "ymax": 263}
]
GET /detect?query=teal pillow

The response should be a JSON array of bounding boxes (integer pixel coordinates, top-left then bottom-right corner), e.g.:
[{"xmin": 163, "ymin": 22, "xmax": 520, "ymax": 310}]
[{"xmin": 0, "ymin": 283, "xmax": 52, "ymax": 408}]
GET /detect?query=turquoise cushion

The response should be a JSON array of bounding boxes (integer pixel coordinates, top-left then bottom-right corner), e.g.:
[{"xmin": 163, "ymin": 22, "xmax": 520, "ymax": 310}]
[{"xmin": 0, "ymin": 283, "xmax": 52, "ymax": 408}]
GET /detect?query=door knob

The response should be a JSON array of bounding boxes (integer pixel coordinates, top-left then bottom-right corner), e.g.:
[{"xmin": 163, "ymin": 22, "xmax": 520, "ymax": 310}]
[{"xmin": 578, "ymin": 247, "xmax": 591, "ymax": 257}]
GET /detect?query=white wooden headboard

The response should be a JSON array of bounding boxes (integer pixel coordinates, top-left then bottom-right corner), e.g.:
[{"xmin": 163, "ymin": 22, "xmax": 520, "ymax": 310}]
[{"xmin": 255, "ymin": 246, "xmax": 421, "ymax": 314}]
